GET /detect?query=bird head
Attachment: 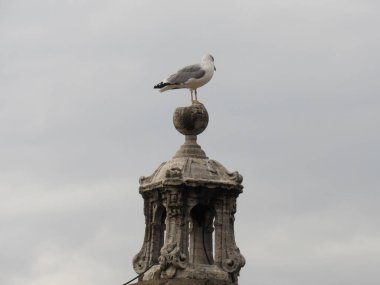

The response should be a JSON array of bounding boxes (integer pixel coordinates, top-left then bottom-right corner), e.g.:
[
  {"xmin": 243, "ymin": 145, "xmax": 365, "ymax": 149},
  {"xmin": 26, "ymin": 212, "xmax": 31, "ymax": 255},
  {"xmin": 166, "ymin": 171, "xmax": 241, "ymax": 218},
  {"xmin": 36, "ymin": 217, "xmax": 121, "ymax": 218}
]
[{"xmin": 202, "ymin": 54, "xmax": 216, "ymax": 71}]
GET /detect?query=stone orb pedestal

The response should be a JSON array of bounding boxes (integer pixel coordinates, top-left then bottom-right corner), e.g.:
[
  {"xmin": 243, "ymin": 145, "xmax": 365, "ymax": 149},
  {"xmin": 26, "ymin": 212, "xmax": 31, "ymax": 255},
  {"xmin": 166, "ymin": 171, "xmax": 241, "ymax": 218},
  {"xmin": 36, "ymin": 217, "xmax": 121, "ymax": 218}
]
[
  {"xmin": 172, "ymin": 103, "xmax": 209, "ymax": 159},
  {"xmin": 173, "ymin": 103, "xmax": 209, "ymax": 136}
]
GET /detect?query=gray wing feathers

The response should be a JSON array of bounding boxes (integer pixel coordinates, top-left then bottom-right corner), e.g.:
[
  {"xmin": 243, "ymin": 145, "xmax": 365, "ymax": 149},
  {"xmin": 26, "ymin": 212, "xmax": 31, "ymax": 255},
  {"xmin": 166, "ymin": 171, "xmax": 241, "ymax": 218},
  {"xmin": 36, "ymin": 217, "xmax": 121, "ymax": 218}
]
[
  {"xmin": 178, "ymin": 64, "xmax": 202, "ymax": 73},
  {"xmin": 166, "ymin": 64, "xmax": 205, "ymax": 84}
]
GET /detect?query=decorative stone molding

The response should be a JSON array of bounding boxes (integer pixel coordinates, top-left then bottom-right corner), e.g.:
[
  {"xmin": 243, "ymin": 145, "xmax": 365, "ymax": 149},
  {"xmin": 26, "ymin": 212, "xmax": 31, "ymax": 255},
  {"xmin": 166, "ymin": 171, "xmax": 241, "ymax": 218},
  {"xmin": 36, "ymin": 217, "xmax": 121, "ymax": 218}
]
[{"xmin": 139, "ymin": 157, "xmax": 243, "ymax": 192}]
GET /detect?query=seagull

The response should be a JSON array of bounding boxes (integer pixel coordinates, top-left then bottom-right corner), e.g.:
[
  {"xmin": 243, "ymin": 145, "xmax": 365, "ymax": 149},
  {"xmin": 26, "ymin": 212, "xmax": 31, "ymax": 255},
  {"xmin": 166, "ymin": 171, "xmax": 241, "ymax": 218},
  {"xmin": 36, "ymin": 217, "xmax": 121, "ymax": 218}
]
[{"xmin": 154, "ymin": 54, "xmax": 216, "ymax": 103}]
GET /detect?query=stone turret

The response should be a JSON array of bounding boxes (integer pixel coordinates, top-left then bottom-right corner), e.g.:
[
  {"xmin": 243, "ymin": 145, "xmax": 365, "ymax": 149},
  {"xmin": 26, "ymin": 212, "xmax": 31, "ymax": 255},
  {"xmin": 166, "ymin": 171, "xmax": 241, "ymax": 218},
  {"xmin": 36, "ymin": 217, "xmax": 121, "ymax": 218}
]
[{"xmin": 132, "ymin": 103, "xmax": 245, "ymax": 285}]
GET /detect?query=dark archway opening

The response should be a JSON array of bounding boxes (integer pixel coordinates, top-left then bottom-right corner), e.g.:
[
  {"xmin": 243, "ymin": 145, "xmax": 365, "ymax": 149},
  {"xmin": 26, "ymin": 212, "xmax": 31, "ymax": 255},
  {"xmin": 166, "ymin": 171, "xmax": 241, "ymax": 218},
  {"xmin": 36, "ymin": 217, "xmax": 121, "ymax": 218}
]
[
  {"xmin": 189, "ymin": 204, "xmax": 215, "ymax": 265},
  {"xmin": 151, "ymin": 206, "xmax": 166, "ymax": 264}
]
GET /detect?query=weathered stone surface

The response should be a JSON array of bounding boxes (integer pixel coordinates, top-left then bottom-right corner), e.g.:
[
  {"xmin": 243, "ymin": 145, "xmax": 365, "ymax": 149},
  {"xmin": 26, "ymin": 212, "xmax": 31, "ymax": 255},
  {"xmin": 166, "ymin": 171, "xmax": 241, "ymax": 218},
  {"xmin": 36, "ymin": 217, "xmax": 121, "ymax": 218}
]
[
  {"xmin": 132, "ymin": 279, "xmax": 234, "ymax": 285},
  {"xmin": 173, "ymin": 103, "xmax": 209, "ymax": 136},
  {"xmin": 133, "ymin": 103, "xmax": 245, "ymax": 284},
  {"xmin": 139, "ymin": 157, "xmax": 243, "ymax": 192}
]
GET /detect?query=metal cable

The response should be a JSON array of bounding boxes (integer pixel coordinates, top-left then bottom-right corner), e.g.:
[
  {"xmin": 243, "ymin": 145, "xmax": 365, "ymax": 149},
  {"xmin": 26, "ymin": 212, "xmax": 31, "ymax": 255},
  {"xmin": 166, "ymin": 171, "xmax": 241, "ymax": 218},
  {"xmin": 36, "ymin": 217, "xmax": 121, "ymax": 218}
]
[{"xmin": 122, "ymin": 263, "xmax": 156, "ymax": 285}]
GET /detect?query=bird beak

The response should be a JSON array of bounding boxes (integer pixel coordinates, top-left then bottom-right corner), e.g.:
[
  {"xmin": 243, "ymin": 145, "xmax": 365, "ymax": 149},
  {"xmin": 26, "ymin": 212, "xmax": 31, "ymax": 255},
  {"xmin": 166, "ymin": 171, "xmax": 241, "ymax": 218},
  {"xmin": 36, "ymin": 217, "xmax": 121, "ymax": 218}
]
[{"xmin": 214, "ymin": 66, "xmax": 216, "ymax": 71}]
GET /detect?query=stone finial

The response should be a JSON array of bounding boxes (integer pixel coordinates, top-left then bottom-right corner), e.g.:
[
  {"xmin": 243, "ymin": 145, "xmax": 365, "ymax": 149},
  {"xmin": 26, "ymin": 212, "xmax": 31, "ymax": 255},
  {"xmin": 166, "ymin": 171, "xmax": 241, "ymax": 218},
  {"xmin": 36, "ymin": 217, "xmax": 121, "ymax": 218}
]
[
  {"xmin": 173, "ymin": 103, "xmax": 209, "ymax": 159},
  {"xmin": 173, "ymin": 103, "xmax": 209, "ymax": 136}
]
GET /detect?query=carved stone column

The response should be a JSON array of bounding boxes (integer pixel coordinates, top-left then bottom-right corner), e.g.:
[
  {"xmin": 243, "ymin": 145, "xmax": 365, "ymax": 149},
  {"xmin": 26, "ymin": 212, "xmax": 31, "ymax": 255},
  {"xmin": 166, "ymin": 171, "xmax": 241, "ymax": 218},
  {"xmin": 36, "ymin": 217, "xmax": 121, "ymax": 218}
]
[
  {"xmin": 158, "ymin": 188, "xmax": 187, "ymax": 278},
  {"xmin": 217, "ymin": 195, "xmax": 246, "ymax": 282}
]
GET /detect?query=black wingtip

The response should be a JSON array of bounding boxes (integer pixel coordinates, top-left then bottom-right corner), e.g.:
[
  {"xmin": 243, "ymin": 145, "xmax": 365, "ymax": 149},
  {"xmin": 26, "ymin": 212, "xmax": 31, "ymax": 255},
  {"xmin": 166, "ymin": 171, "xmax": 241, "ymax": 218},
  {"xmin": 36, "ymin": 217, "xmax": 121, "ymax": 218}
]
[{"xmin": 154, "ymin": 82, "xmax": 170, "ymax": 89}]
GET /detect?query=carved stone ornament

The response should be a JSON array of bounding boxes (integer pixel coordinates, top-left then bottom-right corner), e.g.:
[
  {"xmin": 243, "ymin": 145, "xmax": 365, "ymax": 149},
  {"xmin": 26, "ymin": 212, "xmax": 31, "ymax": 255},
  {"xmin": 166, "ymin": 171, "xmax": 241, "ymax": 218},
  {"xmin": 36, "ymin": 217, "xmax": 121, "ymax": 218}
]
[{"xmin": 159, "ymin": 242, "xmax": 187, "ymax": 278}]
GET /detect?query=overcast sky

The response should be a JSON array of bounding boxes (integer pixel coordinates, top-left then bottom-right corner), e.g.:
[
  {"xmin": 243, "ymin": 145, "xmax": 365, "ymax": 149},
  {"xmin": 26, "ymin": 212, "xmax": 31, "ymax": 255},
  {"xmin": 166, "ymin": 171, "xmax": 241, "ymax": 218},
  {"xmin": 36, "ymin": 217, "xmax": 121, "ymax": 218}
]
[{"xmin": 1, "ymin": 1, "xmax": 379, "ymax": 285}]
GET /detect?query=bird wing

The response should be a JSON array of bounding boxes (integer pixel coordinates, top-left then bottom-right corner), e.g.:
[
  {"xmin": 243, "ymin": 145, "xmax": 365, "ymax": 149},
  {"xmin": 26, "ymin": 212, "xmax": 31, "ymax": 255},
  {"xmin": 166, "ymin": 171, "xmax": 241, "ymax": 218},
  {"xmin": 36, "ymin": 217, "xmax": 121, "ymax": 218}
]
[{"xmin": 166, "ymin": 64, "xmax": 206, "ymax": 84}]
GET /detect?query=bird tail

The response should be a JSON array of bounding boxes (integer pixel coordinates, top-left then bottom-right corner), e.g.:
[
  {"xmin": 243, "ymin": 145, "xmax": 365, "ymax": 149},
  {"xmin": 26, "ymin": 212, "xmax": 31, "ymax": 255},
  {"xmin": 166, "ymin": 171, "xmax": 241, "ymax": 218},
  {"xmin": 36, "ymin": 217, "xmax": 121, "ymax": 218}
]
[{"xmin": 154, "ymin": 82, "xmax": 170, "ymax": 89}]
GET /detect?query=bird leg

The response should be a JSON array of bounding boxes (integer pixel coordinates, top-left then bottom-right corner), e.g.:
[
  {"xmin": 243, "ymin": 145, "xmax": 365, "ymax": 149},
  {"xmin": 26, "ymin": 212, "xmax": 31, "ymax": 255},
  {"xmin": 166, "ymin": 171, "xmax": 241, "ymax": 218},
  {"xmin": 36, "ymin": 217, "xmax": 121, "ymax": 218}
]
[
  {"xmin": 190, "ymin": 90, "xmax": 194, "ymax": 103},
  {"xmin": 194, "ymin": 90, "xmax": 198, "ymax": 102}
]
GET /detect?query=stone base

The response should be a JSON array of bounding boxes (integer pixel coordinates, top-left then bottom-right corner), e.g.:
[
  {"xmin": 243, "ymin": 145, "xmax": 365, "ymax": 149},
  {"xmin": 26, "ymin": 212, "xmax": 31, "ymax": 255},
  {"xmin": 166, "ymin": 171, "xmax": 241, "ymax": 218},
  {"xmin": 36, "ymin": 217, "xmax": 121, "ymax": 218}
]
[
  {"xmin": 142, "ymin": 264, "xmax": 230, "ymax": 282},
  {"xmin": 132, "ymin": 279, "xmax": 234, "ymax": 285}
]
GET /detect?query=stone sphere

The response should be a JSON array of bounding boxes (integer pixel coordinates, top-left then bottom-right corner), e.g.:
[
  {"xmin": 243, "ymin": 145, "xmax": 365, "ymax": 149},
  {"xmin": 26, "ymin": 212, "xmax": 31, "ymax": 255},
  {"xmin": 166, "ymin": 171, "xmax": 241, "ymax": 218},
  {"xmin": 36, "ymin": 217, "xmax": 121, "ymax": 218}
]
[{"xmin": 173, "ymin": 103, "xmax": 209, "ymax": 136}]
